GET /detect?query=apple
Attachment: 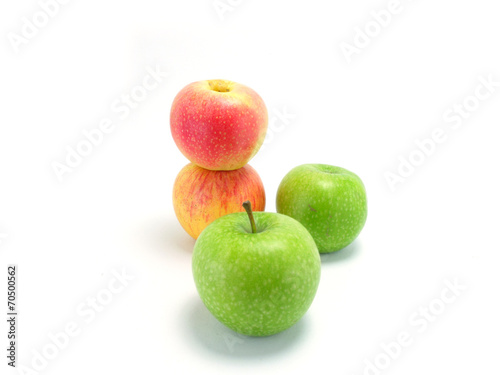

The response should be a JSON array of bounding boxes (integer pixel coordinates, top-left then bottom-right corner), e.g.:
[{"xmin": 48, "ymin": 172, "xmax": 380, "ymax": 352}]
[
  {"xmin": 170, "ymin": 79, "xmax": 268, "ymax": 171},
  {"xmin": 276, "ymin": 164, "xmax": 367, "ymax": 253},
  {"xmin": 192, "ymin": 201, "xmax": 321, "ymax": 336},
  {"xmin": 173, "ymin": 163, "xmax": 265, "ymax": 239}
]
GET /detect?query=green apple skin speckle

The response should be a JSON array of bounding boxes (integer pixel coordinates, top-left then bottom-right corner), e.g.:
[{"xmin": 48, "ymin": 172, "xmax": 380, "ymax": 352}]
[
  {"xmin": 276, "ymin": 164, "xmax": 367, "ymax": 253},
  {"xmin": 192, "ymin": 212, "xmax": 321, "ymax": 337}
]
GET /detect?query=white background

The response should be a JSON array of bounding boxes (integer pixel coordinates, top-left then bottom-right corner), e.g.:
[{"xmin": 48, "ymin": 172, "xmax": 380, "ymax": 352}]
[{"xmin": 1, "ymin": 0, "xmax": 499, "ymax": 374}]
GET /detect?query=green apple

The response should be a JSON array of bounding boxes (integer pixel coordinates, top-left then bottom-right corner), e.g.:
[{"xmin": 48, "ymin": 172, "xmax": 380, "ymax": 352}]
[
  {"xmin": 192, "ymin": 201, "xmax": 321, "ymax": 337},
  {"xmin": 276, "ymin": 164, "xmax": 367, "ymax": 253}
]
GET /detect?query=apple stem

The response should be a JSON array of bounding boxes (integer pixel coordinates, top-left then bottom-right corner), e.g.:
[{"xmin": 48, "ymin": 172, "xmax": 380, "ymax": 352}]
[{"xmin": 242, "ymin": 201, "xmax": 257, "ymax": 234}]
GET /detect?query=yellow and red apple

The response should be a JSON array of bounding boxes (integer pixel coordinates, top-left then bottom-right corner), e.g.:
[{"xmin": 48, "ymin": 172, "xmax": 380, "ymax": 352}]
[
  {"xmin": 170, "ymin": 79, "xmax": 268, "ymax": 171},
  {"xmin": 173, "ymin": 163, "xmax": 266, "ymax": 239}
]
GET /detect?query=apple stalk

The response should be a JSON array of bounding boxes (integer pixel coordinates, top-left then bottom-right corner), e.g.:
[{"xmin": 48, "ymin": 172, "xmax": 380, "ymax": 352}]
[{"xmin": 242, "ymin": 201, "xmax": 257, "ymax": 234}]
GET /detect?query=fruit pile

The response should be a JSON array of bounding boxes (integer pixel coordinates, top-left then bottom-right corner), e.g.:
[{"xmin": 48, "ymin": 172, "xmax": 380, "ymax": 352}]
[
  {"xmin": 170, "ymin": 79, "xmax": 367, "ymax": 337},
  {"xmin": 171, "ymin": 79, "xmax": 268, "ymax": 239}
]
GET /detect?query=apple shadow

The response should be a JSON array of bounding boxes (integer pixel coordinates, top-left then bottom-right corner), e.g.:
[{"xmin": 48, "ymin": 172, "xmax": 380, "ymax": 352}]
[
  {"xmin": 139, "ymin": 216, "xmax": 195, "ymax": 255},
  {"xmin": 320, "ymin": 239, "xmax": 362, "ymax": 264},
  {"xmin": 182, "ymin": 295, "xmax": 309, "ymax": 359}
]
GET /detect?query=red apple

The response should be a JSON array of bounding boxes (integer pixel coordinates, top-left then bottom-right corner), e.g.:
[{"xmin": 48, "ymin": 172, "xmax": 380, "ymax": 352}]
[
  {"xmin": 170, "ymin": 79, "xmax": 268, "ymax": 171},
  {"xmin": 173, "ymin": 163, "xmax": 266, "ymax": 239}
]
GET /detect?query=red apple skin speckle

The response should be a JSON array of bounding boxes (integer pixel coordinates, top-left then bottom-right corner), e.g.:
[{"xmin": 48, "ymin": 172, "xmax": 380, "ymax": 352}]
[{"xmin": 170, "ymin": 80, "xmax": 268, "ymax": 171}]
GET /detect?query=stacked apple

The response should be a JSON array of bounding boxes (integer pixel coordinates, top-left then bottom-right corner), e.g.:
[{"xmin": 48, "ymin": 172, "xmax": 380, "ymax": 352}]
[{"xmin": 171, "ymin": 79, "xmax": 268, "ymax": 239}]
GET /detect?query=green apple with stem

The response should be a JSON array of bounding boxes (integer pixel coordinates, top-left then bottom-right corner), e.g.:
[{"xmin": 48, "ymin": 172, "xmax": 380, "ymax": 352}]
[
  {"xmin": 276, "ymin": 164, "xmax": 367, "ymax": 253},
  {"xmin": 192, "ymin": 201, "xmax": 321, "ymax": 337}
]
